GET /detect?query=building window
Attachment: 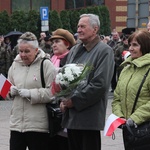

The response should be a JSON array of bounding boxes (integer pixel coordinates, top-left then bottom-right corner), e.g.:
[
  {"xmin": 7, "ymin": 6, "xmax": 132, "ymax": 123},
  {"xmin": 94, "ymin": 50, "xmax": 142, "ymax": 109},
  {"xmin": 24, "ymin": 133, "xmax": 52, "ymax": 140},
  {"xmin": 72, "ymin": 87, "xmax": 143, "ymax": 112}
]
[
  {"xmin": 12, "ymin": 0, "xmax": 50, "ymax": 12},
  {"xmin": 12, "ymin": 0, "xmax": 30, "ymax": 12},
  {"xmin": 86, "ymin": 0, "xmax": 104, "ymax": 6},
  {"xmin": 65, "ymin": 0, "xmax": 104, "ymax": 9},
  {"xmin": 65, "ymin": 0, "xmax": 84, "ymax": 9},
  {"xmin": 31, "ymin": 0, "xmax": 50, "ymax": 11}
]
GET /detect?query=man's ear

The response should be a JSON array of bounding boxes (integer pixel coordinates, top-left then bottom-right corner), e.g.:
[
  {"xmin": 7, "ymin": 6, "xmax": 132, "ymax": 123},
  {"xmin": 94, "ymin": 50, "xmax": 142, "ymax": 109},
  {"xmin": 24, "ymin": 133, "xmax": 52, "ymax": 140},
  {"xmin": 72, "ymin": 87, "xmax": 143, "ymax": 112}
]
[{"xmin": 93, "ymin": 26, "xmax": 99, "ymax": 34}]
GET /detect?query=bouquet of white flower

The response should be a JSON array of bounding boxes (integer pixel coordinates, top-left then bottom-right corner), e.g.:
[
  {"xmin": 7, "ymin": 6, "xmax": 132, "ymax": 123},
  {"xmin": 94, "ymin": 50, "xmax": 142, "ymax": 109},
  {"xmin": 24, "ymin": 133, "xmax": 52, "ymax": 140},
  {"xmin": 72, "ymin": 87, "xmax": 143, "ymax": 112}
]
[{"xmin": 52, "ymin": 63, "xmax": 92, "ymax": 98}]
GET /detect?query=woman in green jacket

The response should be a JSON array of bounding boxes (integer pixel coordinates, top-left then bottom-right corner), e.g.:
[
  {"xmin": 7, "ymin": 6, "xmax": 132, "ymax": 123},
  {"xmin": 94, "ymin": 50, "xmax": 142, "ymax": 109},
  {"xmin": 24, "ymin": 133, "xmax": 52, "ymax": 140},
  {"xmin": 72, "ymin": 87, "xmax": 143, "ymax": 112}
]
[{"xmin": 112, "ymin": 30, "xmax": 150, "ymax": 150}]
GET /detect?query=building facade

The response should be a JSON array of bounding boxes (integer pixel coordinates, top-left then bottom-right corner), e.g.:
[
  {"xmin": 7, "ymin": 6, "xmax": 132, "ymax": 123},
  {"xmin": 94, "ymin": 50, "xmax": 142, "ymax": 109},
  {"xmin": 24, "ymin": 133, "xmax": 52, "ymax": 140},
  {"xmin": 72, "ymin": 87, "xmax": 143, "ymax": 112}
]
[
  {"xmin": 105, "ymin": 0, "xmax": 127, "ymax": 33},
  {"xmin": 0, "ymin": 0, "xmax": 127, "ymax": 33}
]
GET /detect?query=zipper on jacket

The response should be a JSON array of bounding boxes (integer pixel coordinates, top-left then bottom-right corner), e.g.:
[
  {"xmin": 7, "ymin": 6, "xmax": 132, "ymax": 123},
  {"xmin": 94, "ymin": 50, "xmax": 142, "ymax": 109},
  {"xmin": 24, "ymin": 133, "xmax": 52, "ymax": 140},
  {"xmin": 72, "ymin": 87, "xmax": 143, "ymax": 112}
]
[
  {"xmin": 125, "ymin": 72, "xmax": 134, "ymax": 119},
  {"xmin": 21, "ymin": 66, "xmax": 29, "ymax": 132}
]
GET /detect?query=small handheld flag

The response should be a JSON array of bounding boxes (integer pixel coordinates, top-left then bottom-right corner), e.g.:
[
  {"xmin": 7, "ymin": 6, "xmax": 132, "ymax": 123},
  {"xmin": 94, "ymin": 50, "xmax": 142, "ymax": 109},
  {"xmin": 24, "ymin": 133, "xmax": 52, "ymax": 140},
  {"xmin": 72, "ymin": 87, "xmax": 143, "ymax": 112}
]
[
  {"xmin": 104, "ymin": 114, "xmax": 126, "ymax": 136},
  {"xmin": 0, "ymin": 74, "xmax": 12, "ymax": 99}
]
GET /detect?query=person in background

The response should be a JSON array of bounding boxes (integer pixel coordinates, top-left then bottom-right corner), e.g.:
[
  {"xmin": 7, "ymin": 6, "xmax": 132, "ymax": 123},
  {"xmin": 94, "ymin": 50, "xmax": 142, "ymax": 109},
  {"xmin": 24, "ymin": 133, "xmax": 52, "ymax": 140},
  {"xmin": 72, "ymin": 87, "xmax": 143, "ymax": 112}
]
[
  {"xmin": 108, "ymin": 31, "xmax": 121, "ymax": 48},
  {"xmin": 147, "ymin": 20, "xmax": 150, "ymax": 32},
  {"xmin": 10, "ymin": 35, "xmax": 22, "ymax": 61},
  {"xmin": 39, "ymin": 32, "xmax": 46, "ymax": 49},
  {"xmin": 4, "ymin": 37, "xmax": 12, "ymax": 50},
  {"xmin": 114, "ymin": 34, "xmax": 129, "ymax": 77},
  {"xmin": 49, "ymin": 28, "xmax": 76, "ymax": 150},
  {"xmin": 60, "ymin": 14, "xmax": 114, "ymax": 150},
  {"xmin": 4, "ymin": 37, "xmax": 15, "ymax": 77},
  {"xmin": 74, "ymin": 33, "xmax": 78, "ymax": 41},
  {"xmin": 102, "ymin": 36, "xmax": 110, "ymax": 44},
  {"xmin": 0, "ymin": 34, "xmax": 7, "ymax": 100},
  {"xmin": 0, "ymin": 34, "xmax": 13, "ymax": 78},
  {"xmin": 42, "ymin": 35, "xmax": 53, "ymax": 55},
  {"xmin": 74, "ymin": 32, "xmax": 81, "ymax": 44},
  {"xmin": 8, "ymin": 32, "xmax": 56, "ymax": 150},
  {"xmin": 11, "ymin": 44, "xmax": 19, "ymax": 60},
  {"xmin": 0, "ymin": 34, "xmax": 7, "ymax": 77},
  {"xmin": 107, "ymin": 31, "xmax": 121, "ymax": 92},
  {"xmin": 112, "ymin": 30, "xmax": 150, "ymax": 150}
]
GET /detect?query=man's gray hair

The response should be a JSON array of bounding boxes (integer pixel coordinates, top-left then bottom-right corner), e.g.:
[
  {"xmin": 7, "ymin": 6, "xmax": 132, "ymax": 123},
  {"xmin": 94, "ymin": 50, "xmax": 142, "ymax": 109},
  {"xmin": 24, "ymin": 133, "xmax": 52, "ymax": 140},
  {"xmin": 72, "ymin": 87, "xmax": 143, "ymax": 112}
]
[{"xmin": 80, "ymin": 14, "xmax": 100, "ymax": 29}]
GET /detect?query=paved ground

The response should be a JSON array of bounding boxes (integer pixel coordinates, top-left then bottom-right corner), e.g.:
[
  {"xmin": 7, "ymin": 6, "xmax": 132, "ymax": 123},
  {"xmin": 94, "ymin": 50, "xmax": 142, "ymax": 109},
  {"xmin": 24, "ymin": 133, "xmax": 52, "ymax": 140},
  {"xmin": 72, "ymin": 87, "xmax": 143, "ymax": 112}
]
[
  {"xmin": 0, "ymin": 100, "xmax": 11, "ymax": 150},
  {"xmin": 101, "ymin": 93, "xmax": 124, "ymax": 150},
  {"xmin": 0, "ymin": 92, "xmax": 124, "ymax": 150}
]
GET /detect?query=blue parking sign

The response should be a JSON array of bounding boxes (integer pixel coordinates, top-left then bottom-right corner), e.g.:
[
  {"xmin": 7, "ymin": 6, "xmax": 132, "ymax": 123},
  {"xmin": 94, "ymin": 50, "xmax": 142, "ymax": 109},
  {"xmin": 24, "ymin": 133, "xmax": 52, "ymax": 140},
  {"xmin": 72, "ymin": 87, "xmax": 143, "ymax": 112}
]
[{"xmin": 40, "ymin": 7, "xmax": 49, "ymax": 21}]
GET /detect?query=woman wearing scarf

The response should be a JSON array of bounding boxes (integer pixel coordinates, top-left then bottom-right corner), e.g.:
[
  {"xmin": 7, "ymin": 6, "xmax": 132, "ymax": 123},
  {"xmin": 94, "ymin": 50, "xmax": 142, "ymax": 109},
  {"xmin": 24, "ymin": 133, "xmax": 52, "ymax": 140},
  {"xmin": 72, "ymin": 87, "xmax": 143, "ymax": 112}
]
[
  {"xmin": 49, "ymin": 28, "xmax": 76, "ymax": 150},
  {"xmin": 50, "ymin": 28, "xmax": 76, "ymax": 68}
]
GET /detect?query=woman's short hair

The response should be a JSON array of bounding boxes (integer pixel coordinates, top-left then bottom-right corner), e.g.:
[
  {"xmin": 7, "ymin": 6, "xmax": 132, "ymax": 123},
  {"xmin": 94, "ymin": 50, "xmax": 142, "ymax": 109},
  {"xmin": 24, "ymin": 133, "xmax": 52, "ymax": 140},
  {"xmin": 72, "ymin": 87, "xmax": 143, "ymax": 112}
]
[
  {"xmin": 18, "ymin": 32, "xmax": 39, "ymax": 49},
  {"xmin": 128, "ymin": 30, "xmax": 150, "ymax": 55}
]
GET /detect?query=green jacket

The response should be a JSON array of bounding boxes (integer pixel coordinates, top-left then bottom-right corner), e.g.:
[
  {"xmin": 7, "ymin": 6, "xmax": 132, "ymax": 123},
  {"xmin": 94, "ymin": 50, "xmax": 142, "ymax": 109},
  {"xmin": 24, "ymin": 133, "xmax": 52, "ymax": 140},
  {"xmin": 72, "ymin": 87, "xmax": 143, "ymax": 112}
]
[{"xmin": 112, "ymin": 53, "xmax": 150, "ymax": 125}]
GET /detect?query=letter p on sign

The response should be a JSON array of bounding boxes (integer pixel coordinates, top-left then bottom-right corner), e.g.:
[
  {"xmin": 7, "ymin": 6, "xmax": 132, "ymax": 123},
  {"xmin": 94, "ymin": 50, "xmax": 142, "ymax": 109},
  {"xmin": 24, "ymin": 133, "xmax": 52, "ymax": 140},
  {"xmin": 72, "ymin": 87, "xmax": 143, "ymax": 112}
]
[{"xmin": 40, "ymin": 7, "xmax": 49, "ymax": 21}]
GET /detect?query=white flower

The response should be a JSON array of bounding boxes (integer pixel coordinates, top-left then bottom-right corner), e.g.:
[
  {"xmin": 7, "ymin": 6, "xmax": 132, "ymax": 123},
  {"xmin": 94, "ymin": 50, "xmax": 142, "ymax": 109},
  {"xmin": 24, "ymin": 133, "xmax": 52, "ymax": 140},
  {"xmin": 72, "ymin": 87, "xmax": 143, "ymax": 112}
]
[
  {"xmin": 55, "ymin": 73, "xmax": 63, "ymax": 84},
  {"xmin": 63, "ymin": 72, "xmax": 74, "ymax": 82},
  {"xmin": 55, "ymin": 64, "xmax": 84, "ymax": 87},
  {"xmin": 53, "ymin": 63, "xmax": 92, "ymax": 98},
  {"xmin": 71, "ymin": 66, "xmax": 82, "ymax": 76}
]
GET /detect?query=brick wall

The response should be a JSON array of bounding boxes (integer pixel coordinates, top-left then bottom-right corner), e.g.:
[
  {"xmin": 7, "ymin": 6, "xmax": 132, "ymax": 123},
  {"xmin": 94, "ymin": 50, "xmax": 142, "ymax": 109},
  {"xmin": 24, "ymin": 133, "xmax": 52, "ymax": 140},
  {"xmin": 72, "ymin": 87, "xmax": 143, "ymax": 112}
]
[
  {"xmin": 51, "ymin": 0, "xmax": 65, "ymax": 12},
  {"xmin": 105, "ymin": 0, "xmax": 127, "ymax": 34},
  {"xmin": 0, "ymin": 0, "xmax": 11, "ymax": 14}
]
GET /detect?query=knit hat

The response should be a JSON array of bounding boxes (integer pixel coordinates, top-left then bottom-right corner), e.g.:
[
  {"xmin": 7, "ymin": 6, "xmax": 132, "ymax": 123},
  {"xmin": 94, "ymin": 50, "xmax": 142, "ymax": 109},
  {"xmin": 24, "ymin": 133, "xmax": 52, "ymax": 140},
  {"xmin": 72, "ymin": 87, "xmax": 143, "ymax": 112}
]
[
  {"xmin": 50, "ymin": 29, "xmax": 76, "ymax": 47},
  {"xmin": 19, "ymin": 32, "xmax": 37, "ymax": 41}
]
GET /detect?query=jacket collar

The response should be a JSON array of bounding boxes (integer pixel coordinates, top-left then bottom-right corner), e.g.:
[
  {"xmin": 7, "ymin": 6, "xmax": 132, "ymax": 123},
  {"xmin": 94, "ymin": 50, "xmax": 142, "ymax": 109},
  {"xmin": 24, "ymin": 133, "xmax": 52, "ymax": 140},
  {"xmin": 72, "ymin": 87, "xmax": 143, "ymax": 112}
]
[
  {"xmin": 83, "ymin": 35, "xmax": 101, "ymax": 51},
  {"xmin": 121, "ymin": 53, "xmax": 150, "ymax": 68}
]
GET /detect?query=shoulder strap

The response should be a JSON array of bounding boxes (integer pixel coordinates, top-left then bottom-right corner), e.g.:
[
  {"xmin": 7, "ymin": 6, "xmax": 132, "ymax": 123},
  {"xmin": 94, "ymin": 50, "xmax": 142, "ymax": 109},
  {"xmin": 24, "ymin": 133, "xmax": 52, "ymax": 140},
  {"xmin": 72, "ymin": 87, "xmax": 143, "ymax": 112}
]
[
  {"xmin": 40, "ymin": 58, "xmax": 47, "ymax": 88},
  {"xmin": 131, "ymin": 68, "xmax": 150, "ymax": 114}
]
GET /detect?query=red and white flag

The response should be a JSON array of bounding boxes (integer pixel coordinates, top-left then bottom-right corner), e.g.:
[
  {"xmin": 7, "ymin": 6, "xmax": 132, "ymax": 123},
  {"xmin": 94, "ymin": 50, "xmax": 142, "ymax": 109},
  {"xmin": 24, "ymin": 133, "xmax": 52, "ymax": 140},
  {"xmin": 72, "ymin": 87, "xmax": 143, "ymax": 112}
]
[
  {"xmin": 104, "ymin": 114, "xmax": 126, "ymax": 136},
  {"xmin": 0, "ymin": 74, "xmax": 12, "ymax": 99}
]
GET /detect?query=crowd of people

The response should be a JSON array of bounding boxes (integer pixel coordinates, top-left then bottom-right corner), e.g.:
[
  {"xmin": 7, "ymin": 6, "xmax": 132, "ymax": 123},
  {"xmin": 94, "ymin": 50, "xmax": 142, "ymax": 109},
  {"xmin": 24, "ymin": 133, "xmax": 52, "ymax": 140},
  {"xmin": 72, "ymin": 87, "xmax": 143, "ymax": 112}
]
[{"xmin": 0, "ymin": 13, "xmax": 150, "ymax": 150}]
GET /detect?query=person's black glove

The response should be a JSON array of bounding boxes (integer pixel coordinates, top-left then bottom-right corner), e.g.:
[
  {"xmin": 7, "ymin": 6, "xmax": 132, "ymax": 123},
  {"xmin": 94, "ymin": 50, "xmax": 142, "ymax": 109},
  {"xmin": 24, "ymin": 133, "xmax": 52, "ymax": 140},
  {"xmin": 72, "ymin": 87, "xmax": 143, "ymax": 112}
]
[
  {"xmin": 118, "ymin": 124, "xmax": 125, "ymax": 129},
  {"xmin": 126, "ymin": 118, "xmax": 137, "ymax": 127}
]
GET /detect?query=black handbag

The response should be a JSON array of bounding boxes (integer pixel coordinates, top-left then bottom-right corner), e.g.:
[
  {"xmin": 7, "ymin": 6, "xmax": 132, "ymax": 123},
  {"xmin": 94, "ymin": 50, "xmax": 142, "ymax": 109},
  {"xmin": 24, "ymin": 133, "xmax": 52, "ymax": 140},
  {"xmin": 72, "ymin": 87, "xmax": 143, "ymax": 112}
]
[
  {"xmin": 46, "ymin": 103, "xmax": 63, "ymax": 137},
  {"xmin": 40, "ymin": 58, "xmax": 63, "ymax": 137},
  {"xmin": 123, "ymin": 68, "xmax": 150, "ymax": 149}
]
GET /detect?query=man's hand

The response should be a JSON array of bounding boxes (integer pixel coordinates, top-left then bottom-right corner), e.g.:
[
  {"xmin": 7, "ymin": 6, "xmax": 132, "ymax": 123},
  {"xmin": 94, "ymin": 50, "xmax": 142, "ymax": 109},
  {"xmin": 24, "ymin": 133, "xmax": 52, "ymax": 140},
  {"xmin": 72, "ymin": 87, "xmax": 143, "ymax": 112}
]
[
  {"xmin": 62, "ymin": 99, "xmax": 73, "ymax": 108},
  {"xmin": 60, "ymin": 99, "xmax": 74, "ymax": 112},
  {"xmin": 60, "ymin": 102, "xmax": 67, "ymax": 112}
]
